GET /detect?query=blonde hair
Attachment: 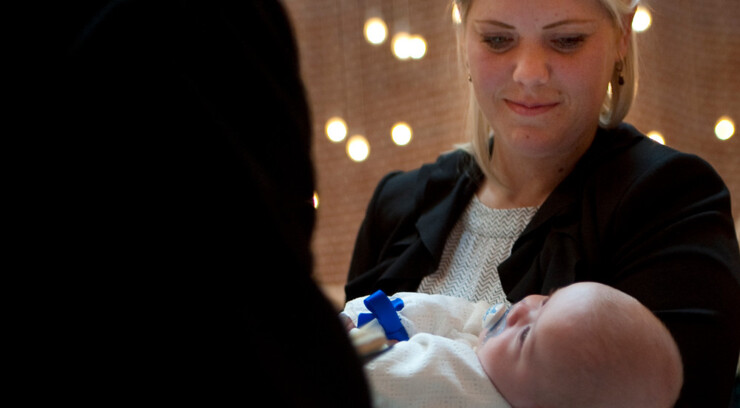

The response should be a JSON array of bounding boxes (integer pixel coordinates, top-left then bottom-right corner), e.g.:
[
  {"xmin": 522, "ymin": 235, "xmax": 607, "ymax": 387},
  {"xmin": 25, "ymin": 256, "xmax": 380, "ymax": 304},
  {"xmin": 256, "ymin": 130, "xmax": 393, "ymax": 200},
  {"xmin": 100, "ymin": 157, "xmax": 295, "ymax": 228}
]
[{"xmin": 452, "ymin": 0, "xmax": 641, "ymax": 178}]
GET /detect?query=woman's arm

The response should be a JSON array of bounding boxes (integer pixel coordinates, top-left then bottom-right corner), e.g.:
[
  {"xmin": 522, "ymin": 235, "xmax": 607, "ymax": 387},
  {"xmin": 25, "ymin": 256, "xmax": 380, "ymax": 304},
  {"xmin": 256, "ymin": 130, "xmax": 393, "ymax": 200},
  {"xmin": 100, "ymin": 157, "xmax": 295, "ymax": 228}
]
[{"xmin": 607, "ymin": 149, "xmax": 740, "ymax": 407}]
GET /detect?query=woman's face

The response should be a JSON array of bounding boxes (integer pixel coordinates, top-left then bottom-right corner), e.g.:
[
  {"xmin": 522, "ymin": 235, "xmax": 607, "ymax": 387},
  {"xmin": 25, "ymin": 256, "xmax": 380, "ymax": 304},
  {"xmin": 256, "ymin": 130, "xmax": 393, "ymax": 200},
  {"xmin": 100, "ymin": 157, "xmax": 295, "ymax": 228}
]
[{"xmin": 463, "ymin": 0, "xmax": 629, "ymax": 162}]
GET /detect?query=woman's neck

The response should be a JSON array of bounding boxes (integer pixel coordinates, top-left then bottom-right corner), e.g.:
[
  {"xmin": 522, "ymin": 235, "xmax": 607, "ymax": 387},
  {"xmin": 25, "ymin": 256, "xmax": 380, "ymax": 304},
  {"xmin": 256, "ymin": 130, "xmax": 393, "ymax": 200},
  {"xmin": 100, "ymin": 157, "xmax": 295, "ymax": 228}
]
[{"xmin": 476, "ymin": 141, "xmax": 588, "ymax": 209}]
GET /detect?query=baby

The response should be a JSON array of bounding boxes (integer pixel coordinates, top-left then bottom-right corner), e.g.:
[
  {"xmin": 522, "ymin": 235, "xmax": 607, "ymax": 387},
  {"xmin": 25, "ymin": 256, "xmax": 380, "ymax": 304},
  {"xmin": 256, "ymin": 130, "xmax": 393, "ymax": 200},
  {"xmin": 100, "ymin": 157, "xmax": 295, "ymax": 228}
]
[{"xmin": 342, "ymin": 282, "xmax": 683, "ymax": 408}]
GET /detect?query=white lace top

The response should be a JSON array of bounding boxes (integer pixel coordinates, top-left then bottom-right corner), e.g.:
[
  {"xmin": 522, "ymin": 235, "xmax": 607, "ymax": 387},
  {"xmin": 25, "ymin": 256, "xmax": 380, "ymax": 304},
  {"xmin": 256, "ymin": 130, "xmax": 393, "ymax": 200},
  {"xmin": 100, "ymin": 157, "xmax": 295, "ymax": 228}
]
[{"xmin": 417, "ymin": 195, "xmax": 538, "ymax": 305}]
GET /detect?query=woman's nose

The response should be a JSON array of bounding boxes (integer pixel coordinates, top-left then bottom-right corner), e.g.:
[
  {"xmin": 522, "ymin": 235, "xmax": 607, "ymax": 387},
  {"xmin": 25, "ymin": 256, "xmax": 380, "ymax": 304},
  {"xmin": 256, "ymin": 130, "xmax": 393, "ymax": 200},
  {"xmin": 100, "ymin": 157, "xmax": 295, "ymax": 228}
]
[{"xmin": 512, "ymin": 45, "xmax": 550, "ymax": 87}]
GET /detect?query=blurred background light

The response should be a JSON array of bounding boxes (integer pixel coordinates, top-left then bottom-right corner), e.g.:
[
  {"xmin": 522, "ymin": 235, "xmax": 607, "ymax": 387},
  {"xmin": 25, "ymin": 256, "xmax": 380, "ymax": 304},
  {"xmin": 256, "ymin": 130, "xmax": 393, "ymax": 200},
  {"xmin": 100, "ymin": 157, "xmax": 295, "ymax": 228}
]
[
  {"xmin": 408, "ymin": 35, "xmax": 427, "ymax": 59},
  {"xmin": 325, "ymin": 117, "xmax": 347, "ymax": 142},
  {"xmin": 364, "ymin": 17, "xmax": 388, "ymax": 45},
  {"xmin": 715, "ymin": 117, "xmax": 735, "ymax": 141},
  {"xmin": 632, "ymin": 6, "xmax": 652, "ymax": 32},
  {"xmin": 347, "ymin": 135, "xmax": 370, "ymax": 162},
  {"xmin": 392, "ymin": 32, "xmax": 411, "ymax": 60},
  {"xmin": 648, "ymin": 131, "xmax": 665, "ymax": 145},
  {"xmin": 391, "ymin": 122, "xmax": 413, "ymax": 146},
  {"xmin": 392, "ymin": 32, "xmax": 426, "ymax": 60}
]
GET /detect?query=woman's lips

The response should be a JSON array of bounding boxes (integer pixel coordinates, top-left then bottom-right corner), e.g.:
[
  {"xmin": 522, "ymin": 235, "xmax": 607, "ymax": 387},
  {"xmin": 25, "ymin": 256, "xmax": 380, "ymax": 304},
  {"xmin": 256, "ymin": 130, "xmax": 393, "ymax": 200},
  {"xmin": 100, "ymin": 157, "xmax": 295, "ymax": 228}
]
[{"xmin": 505, "ymin": 99, "xmax": 559, "ymax": 116}]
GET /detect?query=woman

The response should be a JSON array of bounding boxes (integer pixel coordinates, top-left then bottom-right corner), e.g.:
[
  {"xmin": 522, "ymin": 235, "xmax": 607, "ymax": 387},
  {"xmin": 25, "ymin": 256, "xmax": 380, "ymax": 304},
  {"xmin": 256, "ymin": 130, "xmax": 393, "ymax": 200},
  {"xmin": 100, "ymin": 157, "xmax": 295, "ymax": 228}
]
[{"xmin": 345, "ymin": 0, "xmax": 740, "ymax": 406}]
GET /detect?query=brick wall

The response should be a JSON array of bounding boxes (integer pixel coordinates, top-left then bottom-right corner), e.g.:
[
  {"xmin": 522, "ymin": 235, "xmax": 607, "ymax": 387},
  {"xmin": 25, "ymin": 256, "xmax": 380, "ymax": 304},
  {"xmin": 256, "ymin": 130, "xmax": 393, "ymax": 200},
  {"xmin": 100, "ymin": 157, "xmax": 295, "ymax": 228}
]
[{"xmin": 282, "ymin": 0, "xmax": 740, "ymax": 307}]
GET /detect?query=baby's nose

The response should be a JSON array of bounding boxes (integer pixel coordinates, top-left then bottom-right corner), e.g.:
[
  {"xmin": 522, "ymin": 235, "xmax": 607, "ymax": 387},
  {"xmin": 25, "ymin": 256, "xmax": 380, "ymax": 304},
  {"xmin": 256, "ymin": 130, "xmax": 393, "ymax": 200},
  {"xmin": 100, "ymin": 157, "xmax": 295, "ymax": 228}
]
[
  {"xmin": 504, "ymin": 301, "xmax": 527, "ymax": 327},
  {"xmin": 506, "ymin": 295, "xmax": 542, "ymax": 326}
]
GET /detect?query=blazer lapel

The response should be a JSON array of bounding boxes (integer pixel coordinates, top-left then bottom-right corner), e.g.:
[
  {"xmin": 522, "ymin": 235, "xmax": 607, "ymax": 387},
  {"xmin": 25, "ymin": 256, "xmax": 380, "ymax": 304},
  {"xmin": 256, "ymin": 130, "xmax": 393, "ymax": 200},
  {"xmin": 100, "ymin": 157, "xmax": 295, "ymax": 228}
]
[
  {"xmin": 416, "ymin": 151, "xmax": 481, "ymax": 269},
  {"xmin": 500, "ymin": 124, "xmax": 643, "ymax": 299}
]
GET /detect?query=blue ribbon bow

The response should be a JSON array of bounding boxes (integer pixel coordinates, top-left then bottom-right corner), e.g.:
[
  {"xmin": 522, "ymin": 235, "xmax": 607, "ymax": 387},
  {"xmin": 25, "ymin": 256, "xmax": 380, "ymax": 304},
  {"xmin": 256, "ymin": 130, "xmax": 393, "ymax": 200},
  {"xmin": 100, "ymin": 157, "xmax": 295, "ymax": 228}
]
[{"xmin": 357, "ymin": 290, "xmax": 409, "ymax": 342}]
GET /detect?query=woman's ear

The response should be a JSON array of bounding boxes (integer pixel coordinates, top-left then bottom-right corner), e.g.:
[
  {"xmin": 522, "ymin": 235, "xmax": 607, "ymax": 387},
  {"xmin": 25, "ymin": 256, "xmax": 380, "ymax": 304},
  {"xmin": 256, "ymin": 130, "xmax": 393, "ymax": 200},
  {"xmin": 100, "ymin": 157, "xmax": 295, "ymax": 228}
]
[{"xmin": 617, "ymin": 12, "xmax": 635, "ymax": 61}]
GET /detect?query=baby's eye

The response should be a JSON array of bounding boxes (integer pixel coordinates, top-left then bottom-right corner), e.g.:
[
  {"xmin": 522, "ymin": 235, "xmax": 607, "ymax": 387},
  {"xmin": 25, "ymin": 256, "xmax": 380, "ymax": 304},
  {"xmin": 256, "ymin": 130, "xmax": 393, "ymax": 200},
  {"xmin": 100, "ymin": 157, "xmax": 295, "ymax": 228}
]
[
  {"xmin": 519, "ymin": 326, "xmax": 531, "ymax": 346},
  {"xmin": 552, "ymin": 35, "xmax": 586, "ymax": 51},
  {"xmin": 483, "ymin": 35, "xmax": 515, "ymax": 51}
]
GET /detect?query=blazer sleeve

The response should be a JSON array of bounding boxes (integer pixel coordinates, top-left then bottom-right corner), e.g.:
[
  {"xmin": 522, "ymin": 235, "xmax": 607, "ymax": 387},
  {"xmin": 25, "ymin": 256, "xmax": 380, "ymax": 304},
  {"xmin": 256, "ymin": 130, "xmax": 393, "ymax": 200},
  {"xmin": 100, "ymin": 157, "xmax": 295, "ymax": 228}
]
[
  {"xmin": 346, "ymin": 169, "xmax": 425, "ymax": 301},
  {"xmin": 347, "ymin": 171, "xmax": 400, "ymax": 290},
  {"xmin": 605, "ymin": 148, "xmax": 740, "ymax": 407}
]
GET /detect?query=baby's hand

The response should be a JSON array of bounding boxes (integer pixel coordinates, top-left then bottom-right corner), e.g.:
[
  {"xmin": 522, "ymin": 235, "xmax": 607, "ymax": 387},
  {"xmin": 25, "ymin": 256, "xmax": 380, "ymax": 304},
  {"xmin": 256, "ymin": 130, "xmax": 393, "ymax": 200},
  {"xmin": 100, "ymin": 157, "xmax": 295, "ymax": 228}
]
[{"xmin": 339, "ymin": 312, "xmax": 356, "ymax": 332}]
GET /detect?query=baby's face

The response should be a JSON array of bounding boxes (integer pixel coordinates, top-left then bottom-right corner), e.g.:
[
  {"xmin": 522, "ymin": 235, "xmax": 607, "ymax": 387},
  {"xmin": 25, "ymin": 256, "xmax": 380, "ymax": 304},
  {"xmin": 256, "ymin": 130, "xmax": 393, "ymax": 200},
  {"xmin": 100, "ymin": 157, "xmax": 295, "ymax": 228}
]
[{"xmin": 475, "ymin": 283, "xmax": 597, "ymax": 406}]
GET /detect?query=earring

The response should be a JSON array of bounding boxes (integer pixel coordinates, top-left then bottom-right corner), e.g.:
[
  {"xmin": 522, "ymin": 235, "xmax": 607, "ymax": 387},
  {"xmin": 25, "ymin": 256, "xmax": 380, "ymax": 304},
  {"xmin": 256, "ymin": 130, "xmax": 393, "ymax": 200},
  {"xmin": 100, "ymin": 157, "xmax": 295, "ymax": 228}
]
[
  {"xmin": 467, "ymin": 73, "xmax": 472, "ymax": 83},
  {"xmin": 615, "ymin": 60, "xmax": 625, "ymax": 86}
]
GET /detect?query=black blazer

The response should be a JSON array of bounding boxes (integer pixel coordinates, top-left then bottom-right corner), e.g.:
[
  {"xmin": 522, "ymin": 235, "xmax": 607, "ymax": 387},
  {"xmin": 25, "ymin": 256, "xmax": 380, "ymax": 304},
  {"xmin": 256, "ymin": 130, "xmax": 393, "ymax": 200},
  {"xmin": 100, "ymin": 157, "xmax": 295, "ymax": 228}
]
[{"xmin": 347, "ymin": 123, "xmax": 740, "ymax": 407}]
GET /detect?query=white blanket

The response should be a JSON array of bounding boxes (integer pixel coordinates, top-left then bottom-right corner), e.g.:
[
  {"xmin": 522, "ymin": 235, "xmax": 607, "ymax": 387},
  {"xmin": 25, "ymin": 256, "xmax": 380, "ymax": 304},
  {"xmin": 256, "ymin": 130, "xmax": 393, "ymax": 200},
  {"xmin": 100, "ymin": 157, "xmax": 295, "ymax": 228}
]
[{"xmin": 343, "ymin": 292, "xmax": 511, "ymax": 408}]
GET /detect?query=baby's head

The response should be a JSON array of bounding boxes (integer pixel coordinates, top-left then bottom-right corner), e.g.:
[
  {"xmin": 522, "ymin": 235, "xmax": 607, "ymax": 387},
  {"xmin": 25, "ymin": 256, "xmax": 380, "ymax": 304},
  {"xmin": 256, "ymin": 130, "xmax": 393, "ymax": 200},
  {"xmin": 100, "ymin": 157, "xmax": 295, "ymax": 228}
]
[{"xmin": 476, "ymin": 282, "xmax": 683, "ymax": 408}]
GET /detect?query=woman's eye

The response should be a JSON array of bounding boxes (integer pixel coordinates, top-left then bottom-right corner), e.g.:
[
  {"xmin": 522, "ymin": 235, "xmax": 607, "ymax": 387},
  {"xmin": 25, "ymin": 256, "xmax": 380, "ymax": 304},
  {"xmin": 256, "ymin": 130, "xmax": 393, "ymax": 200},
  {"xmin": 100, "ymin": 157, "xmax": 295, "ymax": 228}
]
[
  {"xmin": 519, "ymin": 326, "xmax": 531, "ymax": 346},
  {"xmin": 483, "ymin": 35, "xmax": 514, "ymax": 51},
  {"xmin": 552, "ymin": 35, "xmax": 586, "ymax": 50}
]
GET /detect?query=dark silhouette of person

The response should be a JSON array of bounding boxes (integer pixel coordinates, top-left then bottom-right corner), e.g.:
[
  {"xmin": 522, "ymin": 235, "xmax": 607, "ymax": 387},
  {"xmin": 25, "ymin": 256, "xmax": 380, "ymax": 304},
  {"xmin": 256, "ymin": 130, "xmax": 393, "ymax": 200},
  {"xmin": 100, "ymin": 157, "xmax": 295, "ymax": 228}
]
[{"xmin": 23, "ymin": 1, "xmax": 371, "ymax": 406}]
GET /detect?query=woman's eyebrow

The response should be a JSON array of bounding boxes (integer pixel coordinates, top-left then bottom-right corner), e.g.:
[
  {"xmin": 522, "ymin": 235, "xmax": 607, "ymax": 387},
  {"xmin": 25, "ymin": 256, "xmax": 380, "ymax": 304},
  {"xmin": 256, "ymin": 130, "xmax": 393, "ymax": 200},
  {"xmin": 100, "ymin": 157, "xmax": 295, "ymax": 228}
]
[
  {"xmin": 473, "ymin": 19, "xmax": 515, "ymax": 29},
  {"xmin": 473, "ymin": 18, "xmax": 599, "ymax": 30},
  {"xmin": 542, "ymin": 19, "xmax": 599, "ymax": 29}
]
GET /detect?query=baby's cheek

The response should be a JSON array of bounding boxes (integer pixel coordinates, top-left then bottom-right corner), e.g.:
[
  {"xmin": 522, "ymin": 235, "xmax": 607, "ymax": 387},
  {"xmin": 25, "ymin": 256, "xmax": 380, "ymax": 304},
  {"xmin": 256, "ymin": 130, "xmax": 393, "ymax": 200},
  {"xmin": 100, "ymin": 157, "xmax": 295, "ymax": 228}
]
[
  {"xmin": 475, "ymin": 339, "xmax": 496, "ymax": 374},
  {"xmin": 477, "ymin": 328, "xmax": 487, "ymax": 344},
  {"xmin": 476, "ymin": 347, "xmax": 503, "ymax": 394}
]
